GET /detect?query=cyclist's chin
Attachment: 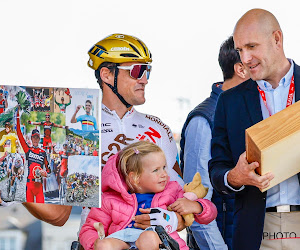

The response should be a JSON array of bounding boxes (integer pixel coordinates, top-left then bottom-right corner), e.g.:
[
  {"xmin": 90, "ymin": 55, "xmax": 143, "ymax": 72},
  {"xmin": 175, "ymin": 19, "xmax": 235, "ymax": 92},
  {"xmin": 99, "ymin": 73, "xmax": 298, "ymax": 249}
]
[{"xmin": 132, "ymin": 97, "xmax": 146, "ymax": 106}]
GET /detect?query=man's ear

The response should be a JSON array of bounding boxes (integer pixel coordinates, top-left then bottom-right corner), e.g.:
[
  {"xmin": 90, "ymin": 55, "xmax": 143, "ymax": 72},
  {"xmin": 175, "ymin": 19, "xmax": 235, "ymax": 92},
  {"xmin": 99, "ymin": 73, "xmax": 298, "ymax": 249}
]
[
  {"xmin": 100, "ymin": 67, "xmax": 114, "ymax": 85},
  {"xmin": 273, "ymin": 29, "xmax": 283, "ymax": 49},
  {"xmin": 234, "ymin": 62, "xmax": 247, "ymax": 79}
]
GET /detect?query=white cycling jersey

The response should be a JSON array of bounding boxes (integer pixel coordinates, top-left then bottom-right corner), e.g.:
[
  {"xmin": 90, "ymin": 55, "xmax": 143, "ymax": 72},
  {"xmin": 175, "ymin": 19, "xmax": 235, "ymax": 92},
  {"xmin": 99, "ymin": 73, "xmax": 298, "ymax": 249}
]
[
  {"xmin": 12, "ymin": 153, "xmax": 24, "ymax": 169},
  {"xmin": 101, "ymin": 104, "xmax": 183, "ymax": 185},
  {"xmin": 79, "ymin": 103, "xmax": 184, "ymax": 233}
]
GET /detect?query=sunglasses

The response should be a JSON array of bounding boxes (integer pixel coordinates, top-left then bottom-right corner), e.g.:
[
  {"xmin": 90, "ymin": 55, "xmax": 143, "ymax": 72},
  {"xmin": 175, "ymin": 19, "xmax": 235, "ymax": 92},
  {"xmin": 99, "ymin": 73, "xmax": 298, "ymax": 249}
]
[
  {"xmin": 117, "ymin": 64, "xmax": 152, "ymax": 80},
  {"xmin": 45, "ymin": 116, "xmax": 50, "ymax": 118}
]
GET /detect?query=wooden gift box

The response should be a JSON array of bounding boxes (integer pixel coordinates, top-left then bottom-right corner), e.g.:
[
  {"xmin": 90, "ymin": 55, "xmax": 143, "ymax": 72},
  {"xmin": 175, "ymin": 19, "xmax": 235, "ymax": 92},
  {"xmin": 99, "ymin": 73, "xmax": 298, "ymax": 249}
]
[{"xmin": 246, "ymin": 100, "xmax": 300, "ymax": 192}]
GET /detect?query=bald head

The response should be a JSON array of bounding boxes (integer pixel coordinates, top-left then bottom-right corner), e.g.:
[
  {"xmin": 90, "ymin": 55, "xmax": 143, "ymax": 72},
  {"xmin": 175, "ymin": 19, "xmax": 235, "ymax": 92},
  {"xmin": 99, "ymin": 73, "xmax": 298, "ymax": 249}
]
[
  {"xmin": 234, "ymin": 9, "xmax": 281, "ymax": 36},
  {"xmin": 232, "ymin": 9, "xmax": 290, "ymax": 87}
]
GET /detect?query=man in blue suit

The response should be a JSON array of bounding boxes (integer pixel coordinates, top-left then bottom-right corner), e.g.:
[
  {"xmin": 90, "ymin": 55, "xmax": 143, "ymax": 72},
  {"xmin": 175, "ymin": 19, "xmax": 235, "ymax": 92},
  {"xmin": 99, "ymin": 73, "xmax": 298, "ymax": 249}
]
[{"xmin": 209, "ymin": 9, "xmax": 300, "ymax": 250}]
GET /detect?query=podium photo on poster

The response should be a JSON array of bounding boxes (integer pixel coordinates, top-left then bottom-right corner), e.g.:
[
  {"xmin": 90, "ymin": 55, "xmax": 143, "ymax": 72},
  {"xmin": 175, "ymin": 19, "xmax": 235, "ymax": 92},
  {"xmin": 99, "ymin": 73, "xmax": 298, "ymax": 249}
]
[{"xmin": 0, "ymin": 85, "xmax": 100, "ymax": 207}]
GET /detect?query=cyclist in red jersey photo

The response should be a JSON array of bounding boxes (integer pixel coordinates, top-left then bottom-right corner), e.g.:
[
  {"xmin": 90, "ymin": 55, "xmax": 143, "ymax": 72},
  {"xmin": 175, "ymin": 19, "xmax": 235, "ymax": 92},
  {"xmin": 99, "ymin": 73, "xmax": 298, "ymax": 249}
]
[
  {"xmin": 58, "ymin": 143, "xmax": 74, "ymax": 178},
  {"xmin": 28, "ymin": 113, "xmax": 67, "ymax": 151},
  {"xmin": 57, "ymin": 143, "xmax": 75, "ymax": 203},
  {"xmin": 16, "ymin": 108, "xmax": 51, "ymax": 203},
  {"xmin": 32, "ymin": 88, "xmax": 40, "ymax": 111},
  {"xmin": 0, "ymin": 89, "xmax": 8, "ymax": 115}
]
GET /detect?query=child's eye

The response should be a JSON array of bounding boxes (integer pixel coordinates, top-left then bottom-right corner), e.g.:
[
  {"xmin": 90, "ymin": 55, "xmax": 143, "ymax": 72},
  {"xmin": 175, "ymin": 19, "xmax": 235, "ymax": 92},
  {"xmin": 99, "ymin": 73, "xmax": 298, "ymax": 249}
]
[
  {"xmin": 163, "ymin": 166, "xmax": 166, "ymax": 170},
  {"xmin": 153, "ymin": 169, "xmax": 158, "ymax": 172}
]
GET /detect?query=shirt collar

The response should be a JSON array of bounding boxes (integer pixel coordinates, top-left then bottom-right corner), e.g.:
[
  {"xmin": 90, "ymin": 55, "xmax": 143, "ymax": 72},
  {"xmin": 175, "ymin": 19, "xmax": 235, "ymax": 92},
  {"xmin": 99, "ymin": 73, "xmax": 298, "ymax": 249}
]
[
  {"xmin": 101, "ymin": 103, "xmax": 135, "ymax": 118},
  {"xmin": 256, "ymin": 59, "xmax": 294, "ymax": 91}
]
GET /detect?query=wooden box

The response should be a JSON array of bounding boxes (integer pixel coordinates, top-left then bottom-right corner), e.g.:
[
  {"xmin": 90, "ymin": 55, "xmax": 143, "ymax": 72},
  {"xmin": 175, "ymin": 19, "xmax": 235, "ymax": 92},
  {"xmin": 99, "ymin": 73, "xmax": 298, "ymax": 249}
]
[{"xmin": 246, "ymin": 101, "xmax": 300, "ymax": 192}]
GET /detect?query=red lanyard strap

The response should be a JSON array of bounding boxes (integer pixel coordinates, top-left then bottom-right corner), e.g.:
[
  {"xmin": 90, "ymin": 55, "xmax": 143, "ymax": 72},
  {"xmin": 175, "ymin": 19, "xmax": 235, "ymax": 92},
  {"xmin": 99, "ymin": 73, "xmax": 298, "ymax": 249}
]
[{"xmin": 257, "ymin": 75, "xmax": 295, "ymax": 117}]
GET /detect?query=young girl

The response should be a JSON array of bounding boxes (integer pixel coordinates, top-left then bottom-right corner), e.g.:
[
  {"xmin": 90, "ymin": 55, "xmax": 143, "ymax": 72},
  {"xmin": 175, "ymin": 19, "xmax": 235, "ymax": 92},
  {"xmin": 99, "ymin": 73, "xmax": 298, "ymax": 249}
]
[{"xmin": 80, "ymin": 141, "xmax": 217, "ymax": 250}]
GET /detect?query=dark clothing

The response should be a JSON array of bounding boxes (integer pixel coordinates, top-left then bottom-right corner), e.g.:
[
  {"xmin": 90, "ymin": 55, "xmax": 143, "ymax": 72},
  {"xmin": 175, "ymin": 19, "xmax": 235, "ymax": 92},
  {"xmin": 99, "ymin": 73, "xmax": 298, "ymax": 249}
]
[
  {"xmin": 180, "ymin": 82, "xmax": 222, "ymax": 172},
  {"xmin": 209, "ymin": 63, "xmax": 300, "ymax": 249}
]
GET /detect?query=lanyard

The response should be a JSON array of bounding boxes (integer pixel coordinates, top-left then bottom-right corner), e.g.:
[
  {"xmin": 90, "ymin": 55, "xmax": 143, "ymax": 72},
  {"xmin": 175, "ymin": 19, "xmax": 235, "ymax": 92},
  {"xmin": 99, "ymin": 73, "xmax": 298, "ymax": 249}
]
[{"xmin": 257, "ymin": 75, "xmax": 295, "ymax": 117}]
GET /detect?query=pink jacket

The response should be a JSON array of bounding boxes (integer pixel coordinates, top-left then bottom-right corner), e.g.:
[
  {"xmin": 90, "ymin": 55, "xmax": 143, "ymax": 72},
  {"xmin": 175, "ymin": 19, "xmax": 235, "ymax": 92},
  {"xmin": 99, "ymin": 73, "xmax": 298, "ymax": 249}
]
[{"xmin": 79, "ymin": 154, "xmax": 217, "ymax": 250}]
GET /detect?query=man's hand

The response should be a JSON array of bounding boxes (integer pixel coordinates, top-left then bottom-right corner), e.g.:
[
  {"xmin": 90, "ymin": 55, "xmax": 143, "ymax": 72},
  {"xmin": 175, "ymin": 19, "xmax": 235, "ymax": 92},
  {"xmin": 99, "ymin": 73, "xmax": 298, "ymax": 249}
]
[
  {"xmin": 76, "ymin": 105, "xmax": 82, "ymax": 112},
  {"xmin": 169, "ymin": 198, "xmax": 203, "ymax": 215},
  {"xmin": 132, "ymin": 208, "xmax": 152, "ymax": 229},
  {"xmin": 228, "ymin": 152, "xmax": 274, "ymax": 190}
]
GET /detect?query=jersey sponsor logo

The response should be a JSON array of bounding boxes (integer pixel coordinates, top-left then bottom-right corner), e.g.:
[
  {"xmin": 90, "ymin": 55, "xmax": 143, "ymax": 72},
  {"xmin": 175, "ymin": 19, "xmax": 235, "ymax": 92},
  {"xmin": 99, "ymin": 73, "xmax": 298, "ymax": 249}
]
[
  {"xmin": 132, "ymin": 124, "xmax": 145, "ymax": 129},
  {"xmin": 101, "ymin": 128, "xmax": 113, "ymax": 133},
  {"xmin": 110, "ymin": 47, "xmax": 130, "ymax": 51},
  {"xmin": 28, "ymin": 151, "xmax": 44, "ymax": 162},
  {"xmin": 101, "ymin": 134, "xmax": 134, "ymax": 166},
  {"xmin": 145, "ymin": 115, "xmax": 173, "ymax": 142},
  {"xmin": 44, "ymin": 125, "xmax": 52, "ymax": 130},
  {"xmin": 136, "ymin": 127, "xmax": 161, "ymax": 144},
  {"xmin": 101, "ymin": 123, "xmax": 111, "ymax": 127}
]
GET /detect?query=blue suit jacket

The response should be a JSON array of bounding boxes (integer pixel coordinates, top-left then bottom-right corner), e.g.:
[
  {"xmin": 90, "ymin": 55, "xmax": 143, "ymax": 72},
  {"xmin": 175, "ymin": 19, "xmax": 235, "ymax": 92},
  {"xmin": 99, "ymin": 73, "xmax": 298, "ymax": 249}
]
[{"xmin": 209, "ymin": 62, "xmax": 300, "ymax": 250}]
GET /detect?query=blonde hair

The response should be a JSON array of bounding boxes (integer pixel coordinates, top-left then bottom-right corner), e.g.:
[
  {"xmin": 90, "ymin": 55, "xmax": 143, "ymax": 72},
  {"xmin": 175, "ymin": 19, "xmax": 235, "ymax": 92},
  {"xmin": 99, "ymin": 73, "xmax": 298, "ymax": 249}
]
[{"xmin": 118, "ymin": 141, "xmax": 165, "ymax": 192}]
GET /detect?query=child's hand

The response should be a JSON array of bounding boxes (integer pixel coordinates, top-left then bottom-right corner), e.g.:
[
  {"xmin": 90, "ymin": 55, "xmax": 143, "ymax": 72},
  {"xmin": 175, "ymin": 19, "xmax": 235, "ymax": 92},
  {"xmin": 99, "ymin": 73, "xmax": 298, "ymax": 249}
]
[{"xmin": 169, "ymin": 198, "xmax": 203, "ymax": 215}]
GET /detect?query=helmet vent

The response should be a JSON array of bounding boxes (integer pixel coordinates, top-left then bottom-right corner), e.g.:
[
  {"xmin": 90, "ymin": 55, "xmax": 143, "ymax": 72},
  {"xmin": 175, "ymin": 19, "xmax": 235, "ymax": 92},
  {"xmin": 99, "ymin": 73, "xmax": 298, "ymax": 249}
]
[
  {"xmin": 95, "ymin": 45, "xmax": 107, "ymax": 51},
  {"xmin": 120, "ymin": 53, "xmax": 139, "ymax": 58},
  {"xmin": 129, "ymin": 44, "xmax": 141, "ymax": 56},
  {"xmin": 137, "ymin": 39, "xmax": 147, "ymax": 56}
]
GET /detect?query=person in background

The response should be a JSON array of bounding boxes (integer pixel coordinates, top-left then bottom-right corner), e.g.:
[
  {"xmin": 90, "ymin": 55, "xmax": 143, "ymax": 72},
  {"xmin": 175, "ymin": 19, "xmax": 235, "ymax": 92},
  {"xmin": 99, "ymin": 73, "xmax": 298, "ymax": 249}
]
[{"xmin": 180, "ymin": 36, "xmax": 249, "ymax": 249}]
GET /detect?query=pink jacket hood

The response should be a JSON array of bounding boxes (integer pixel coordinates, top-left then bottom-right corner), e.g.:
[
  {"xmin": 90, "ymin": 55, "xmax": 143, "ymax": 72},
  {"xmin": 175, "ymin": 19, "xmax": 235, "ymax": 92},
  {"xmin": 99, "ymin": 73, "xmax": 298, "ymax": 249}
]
[{"xmin": 101, "ymin": 153, "xmax": 131, "ymax": 199}]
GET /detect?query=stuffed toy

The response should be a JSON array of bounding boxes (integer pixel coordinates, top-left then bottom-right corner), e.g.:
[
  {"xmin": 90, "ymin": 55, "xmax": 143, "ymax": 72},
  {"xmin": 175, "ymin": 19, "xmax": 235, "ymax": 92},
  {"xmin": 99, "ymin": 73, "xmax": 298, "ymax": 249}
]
[
  {"xmin": 181, "ymin": 172, "xmax": 209, "ymax": 226},
  {"xmin": 94, "ymin": 222, "xmax": 105, "ymax": 240}
]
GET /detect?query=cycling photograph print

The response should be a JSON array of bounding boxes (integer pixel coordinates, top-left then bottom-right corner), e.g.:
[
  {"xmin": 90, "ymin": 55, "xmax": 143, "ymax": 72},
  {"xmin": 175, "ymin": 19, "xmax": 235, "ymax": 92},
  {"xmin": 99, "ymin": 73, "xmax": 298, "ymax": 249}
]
[{"xmin": 0, "ymin": 85, "xmax": 100, "ymax": 208}]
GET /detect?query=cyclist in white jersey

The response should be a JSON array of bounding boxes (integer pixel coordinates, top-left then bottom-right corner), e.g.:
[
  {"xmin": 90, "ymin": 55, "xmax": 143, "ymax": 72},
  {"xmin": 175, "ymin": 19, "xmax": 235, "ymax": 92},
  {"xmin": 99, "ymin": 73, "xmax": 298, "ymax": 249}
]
[{"xmin": 21, "ymin": 35, "xmax": 199, "ymax": 242}]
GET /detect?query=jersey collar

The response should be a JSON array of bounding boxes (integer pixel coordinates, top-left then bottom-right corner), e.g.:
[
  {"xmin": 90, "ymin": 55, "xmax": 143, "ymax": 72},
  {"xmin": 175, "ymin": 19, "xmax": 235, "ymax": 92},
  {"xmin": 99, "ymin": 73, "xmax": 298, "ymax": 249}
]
[{"xmin": 101, "ymin": 103, "xmax": 135, "ymax": 119}]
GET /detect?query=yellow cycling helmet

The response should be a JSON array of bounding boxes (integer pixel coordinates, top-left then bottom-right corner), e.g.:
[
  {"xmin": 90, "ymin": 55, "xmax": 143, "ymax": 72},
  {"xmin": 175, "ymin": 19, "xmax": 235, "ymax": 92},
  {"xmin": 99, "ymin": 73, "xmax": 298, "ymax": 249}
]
[{"xmin": 87, "ymin": 33, "xmax": 152, "ymax": 70}]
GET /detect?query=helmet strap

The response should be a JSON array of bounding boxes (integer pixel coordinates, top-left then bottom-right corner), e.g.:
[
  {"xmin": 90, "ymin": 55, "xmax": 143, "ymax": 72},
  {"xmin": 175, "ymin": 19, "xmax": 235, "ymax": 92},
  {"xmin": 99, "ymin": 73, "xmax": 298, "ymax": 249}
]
[{"xmin": 104, "ymin": 65, "xmax": 132, "ymax": 108}]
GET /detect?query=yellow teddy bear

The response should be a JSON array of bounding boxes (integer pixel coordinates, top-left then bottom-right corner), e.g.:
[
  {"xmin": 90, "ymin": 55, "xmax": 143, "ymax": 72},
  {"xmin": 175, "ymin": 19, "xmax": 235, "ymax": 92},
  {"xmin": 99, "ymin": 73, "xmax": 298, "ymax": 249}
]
[{"xmin": 181, "ymin": 172, "xmax": 208, "ymax": 226}]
